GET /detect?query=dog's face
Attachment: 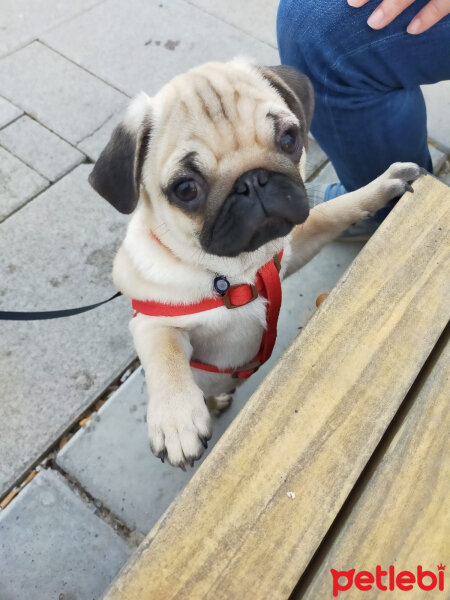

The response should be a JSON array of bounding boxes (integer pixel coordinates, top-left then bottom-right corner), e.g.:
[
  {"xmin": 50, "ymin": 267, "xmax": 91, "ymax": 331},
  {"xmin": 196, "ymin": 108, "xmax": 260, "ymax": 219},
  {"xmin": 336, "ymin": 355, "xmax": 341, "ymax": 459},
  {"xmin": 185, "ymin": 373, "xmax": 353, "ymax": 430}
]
[{"xmin": 89, "ymin": 60, "xmax": 314, "ymax": 258}]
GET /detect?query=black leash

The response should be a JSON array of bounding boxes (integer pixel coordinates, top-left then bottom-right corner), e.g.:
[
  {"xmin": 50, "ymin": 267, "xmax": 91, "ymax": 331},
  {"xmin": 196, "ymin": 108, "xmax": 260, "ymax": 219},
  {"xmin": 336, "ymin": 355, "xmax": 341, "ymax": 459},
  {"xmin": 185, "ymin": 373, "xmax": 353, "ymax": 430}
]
[{"xmin": 0, "ymin": 291, "xmax": 122, "ymax": 321}]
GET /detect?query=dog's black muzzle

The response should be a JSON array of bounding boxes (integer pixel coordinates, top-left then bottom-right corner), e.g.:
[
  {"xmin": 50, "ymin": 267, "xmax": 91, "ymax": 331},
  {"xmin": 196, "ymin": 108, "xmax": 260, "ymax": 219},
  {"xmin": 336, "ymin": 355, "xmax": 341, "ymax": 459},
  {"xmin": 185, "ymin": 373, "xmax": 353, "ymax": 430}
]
[{"xmin": 201, "ymin": 168, "xmax": 309, "ymax": 257}]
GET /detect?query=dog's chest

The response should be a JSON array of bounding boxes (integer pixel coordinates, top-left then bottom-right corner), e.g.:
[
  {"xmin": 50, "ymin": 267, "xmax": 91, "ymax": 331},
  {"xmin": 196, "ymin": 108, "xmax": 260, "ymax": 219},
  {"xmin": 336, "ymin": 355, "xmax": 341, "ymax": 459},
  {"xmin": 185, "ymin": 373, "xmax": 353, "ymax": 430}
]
[{"xmin": 189, "ymin": 295, "xmax": 268, "ymax": 368}]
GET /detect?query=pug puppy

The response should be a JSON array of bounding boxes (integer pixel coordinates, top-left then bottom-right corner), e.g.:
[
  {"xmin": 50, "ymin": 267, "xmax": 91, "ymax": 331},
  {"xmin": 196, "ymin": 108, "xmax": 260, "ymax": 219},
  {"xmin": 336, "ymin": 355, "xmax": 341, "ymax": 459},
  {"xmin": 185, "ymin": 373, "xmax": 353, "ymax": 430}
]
[{"xmin": 89, "ymin": 58, "xmax": 421, "ymax": 469}]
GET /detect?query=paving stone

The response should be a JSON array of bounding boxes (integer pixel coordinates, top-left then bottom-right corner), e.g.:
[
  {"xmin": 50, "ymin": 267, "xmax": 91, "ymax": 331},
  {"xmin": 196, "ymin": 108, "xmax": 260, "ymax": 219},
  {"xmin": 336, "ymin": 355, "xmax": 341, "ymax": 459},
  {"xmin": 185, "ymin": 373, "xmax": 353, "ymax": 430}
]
[
  {"xmin": 0, "ymin": 0, "xmax": 103, "ymax": 57},
  {"xmin": 0, "ymin": 146, "xmax": 48, "ymax": 221},
  {"xmin": 0, "ymin": 96, "xmax": 22, "ymax": 129},
  {"xmin": 310, "ymin": 160, "xmax": 338, "ymax": 185},
  {"xmin": 0, "ymin": 165, "xmax": 135, "ymax": 496},
  {"xmin": 0, "ymin": 42, "xmax": 127, "ymax": 145},
  {"xmin": 0, "ymin": 116, "xmax": 85, "ymax": 181},
  {"xmin": 305, "ymin": 136, "xmax": 328, "ymax": 181},
  {"xmin": 42, "ymin": 0, "xmax": 278, "ymax": 97},
  {"xmin": 428, "ymin": 142, "xmax": 446, "ymax": 174},
  {"xmin": 187, "ymin": 0, "xmax": 279, "ymax": 47},
  {"xmin": 423, "ymin": 81, "xmax": 450, "ymax": 153},
  {"xmin": 57, "ymin": 241, "xmax": 362, "ymax": 535},
  {"xmin": 78, "ymin": 106, "xmax": 127, "ymax": 161},
  {"xmin": 0, "ymin": 468, "xmax": 132, "ymax": 600}
]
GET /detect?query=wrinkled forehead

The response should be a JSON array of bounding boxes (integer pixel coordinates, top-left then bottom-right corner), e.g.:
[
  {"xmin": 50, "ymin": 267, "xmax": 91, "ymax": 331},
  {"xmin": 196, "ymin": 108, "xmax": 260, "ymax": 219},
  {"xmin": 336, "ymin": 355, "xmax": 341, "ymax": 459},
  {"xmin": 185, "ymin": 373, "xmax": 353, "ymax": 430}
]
[
  {"xmin": 154, "ymin": 62, "xmax": 286, "ymax": 126},
  {"xmin": 150, "ymin": 62, "xmax": 296, "ymax": 181}
]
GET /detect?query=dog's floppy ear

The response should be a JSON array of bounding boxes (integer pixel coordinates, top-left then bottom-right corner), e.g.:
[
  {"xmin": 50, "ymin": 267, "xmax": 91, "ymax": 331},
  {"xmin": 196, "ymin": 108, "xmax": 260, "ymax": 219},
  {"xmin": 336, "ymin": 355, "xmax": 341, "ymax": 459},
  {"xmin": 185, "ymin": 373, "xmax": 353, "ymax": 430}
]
[
  {"xmin": 88, "ymin": 93, "xmax": 152, "ymax": 214},
  {"xmin": 259, "ymin": 65, "xmax": 315, "ymax": 136}
]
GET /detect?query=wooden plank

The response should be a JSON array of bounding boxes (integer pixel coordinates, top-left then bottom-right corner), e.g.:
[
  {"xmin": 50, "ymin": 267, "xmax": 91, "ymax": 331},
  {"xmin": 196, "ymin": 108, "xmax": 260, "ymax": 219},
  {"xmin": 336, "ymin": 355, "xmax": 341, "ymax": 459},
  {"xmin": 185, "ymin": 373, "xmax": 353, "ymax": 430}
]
[
  {"xmin": 296, "ymin": 327, "xmax": 450, "ymax": 599},
  {"xmin": 104, "ymin": 176, "xmax": 450, "ymax": 600}
]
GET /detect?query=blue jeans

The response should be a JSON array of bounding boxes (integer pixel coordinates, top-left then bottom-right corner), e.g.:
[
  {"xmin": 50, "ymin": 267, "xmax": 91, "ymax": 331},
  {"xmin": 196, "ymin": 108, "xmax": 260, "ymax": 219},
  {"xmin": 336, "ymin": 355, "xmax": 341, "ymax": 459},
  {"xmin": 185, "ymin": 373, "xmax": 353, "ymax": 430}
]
[{"xmin": 277, "ymin": 0, "xmax": 450, "ymax": 195}]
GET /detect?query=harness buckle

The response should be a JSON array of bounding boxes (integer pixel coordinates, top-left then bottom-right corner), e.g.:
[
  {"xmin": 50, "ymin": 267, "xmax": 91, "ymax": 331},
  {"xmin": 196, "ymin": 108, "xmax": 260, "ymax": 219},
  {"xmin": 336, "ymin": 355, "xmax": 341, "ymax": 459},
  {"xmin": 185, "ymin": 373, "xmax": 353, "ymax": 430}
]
[{"xmin": 222, "ymin": 284, "xmax": 258, "ymax": 309}]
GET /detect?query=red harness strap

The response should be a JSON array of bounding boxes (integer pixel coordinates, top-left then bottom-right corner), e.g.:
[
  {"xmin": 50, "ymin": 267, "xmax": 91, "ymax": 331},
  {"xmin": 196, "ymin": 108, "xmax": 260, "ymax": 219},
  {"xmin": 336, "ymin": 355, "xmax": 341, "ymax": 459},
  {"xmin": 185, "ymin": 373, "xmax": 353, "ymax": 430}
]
[{"xmin": 132, "ymin": 251, "xmax": 283, "ymax": 379}]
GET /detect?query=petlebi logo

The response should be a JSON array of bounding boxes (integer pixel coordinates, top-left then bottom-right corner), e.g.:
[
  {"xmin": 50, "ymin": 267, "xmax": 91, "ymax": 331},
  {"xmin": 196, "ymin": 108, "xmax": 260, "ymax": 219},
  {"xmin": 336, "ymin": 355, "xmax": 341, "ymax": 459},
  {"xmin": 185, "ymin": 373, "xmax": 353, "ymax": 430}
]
[{"xmin": 331, "ymin": 564, "xmax": 445, "ymax": 597}]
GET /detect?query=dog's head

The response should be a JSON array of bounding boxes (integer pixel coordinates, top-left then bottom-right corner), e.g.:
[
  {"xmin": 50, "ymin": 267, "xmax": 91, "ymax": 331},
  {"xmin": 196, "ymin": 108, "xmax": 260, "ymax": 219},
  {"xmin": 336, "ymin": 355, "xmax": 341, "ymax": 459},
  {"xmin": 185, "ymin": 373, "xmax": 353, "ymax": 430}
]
[{"xmin": 89, "ymin": 60, "xmax": 314, "ymax": 258}]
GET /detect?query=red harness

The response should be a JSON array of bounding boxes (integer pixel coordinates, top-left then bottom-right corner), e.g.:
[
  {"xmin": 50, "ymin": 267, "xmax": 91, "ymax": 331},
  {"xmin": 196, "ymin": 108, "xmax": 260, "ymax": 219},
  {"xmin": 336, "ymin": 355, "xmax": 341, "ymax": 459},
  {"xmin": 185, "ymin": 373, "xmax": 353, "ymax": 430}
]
[{"xmin": 132, "ymin": 241, "xmax": 283, "ymax": 380}]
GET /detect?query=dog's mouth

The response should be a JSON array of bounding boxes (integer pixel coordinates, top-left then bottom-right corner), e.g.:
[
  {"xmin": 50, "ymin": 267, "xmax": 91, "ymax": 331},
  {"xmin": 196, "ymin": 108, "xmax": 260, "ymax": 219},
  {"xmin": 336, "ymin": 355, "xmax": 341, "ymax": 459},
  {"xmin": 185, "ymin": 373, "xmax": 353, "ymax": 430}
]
[
  {"xmin": 201, "ymin": 169, "xmax": 309, "ymax": 257},
  {"xmin": 245, "ymin": 216, "xmax": 295, "ymax": 253}
]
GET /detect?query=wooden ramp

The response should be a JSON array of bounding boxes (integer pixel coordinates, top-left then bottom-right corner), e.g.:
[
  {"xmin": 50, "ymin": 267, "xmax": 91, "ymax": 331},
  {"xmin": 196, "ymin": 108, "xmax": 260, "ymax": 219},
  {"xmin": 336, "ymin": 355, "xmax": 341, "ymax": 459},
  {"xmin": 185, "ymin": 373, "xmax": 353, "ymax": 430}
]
[{"xmin": 104, "ymin": 175, "xmax": 449, "ymax": 600}]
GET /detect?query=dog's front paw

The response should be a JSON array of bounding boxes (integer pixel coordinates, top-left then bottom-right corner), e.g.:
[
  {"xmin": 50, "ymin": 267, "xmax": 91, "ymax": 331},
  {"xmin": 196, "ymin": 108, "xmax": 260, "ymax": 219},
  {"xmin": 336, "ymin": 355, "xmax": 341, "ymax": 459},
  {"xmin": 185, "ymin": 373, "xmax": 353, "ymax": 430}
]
[
  {"xmin": 377, "ymin": 161, "xmax": 423, "ymax": 203},
  {"xmin": 381, "ymin": 162, "xmax": 424, "ymax": 197},
  {"xmin": 362, "ymin": 162, "xmax": 423, "ymax": 216},
  {"xmin": 147, "ymin": 390, "xmax": 212, "ymax": 470}
]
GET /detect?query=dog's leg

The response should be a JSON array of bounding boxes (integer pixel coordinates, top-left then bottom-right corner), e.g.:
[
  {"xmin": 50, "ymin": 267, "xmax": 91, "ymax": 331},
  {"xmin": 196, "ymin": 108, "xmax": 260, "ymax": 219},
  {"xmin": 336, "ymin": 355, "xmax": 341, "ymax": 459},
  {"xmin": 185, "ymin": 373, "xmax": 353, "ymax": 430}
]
[
  {"xmin": 205, "ymin": 392, "xmax": 233, "ymax": 416},
  {"xmin": 131, "ymin": 318, "xmax": 212, "ymax": 469},
  {"xmin": 286, "ymin": 162, "xmax": 422, "ymax": 276}
]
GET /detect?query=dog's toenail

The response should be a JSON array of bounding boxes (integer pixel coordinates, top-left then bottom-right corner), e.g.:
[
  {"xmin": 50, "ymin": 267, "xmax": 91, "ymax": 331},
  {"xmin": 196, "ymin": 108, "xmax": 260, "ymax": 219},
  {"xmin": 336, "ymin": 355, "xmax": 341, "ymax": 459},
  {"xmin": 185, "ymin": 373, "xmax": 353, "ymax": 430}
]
[{"xmin": 157, "ymin": 451, "xmax": 165, "ymax": 463}]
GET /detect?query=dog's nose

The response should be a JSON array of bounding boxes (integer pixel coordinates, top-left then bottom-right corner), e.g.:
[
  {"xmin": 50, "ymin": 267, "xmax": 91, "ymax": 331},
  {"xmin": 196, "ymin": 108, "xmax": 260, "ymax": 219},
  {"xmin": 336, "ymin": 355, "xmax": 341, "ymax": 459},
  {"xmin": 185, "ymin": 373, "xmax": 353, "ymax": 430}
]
[{"xmin": 233, "ymin": 169, "xmax": 269, "ymax": 195}]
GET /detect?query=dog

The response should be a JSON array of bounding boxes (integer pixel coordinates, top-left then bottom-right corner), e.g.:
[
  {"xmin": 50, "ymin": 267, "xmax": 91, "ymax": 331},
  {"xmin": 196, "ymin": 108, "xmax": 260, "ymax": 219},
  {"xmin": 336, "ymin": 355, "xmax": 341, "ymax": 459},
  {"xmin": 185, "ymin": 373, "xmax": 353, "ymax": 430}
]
[{"xmin": 89, "ymin": 58, "xmax": 421, "ymax": 469}]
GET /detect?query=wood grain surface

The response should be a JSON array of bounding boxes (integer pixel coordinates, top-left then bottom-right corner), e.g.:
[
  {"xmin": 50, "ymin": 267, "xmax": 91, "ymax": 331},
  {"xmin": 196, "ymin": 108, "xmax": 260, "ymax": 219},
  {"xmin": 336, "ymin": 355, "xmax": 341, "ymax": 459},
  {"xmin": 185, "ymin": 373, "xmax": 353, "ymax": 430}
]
[
  {"xmin": 296, "ymin": 327, "xmax": 449, "ymax": 599},
  {"xmin": 104, "ymin": 175, "xmax": 450, "ymax": 600}
]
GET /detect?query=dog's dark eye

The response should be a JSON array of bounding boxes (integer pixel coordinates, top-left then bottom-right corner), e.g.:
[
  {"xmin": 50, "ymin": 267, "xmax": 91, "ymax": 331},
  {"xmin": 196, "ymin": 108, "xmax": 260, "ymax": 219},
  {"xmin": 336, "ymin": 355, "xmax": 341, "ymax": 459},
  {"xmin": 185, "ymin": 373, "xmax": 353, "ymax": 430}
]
[
  {"xmin": 279, "ymin": 128, "xmax": 298, "ymax": 154},
  {"xmin": 174, "ymin": 179, "xmax": 198, "ymax": 202}
]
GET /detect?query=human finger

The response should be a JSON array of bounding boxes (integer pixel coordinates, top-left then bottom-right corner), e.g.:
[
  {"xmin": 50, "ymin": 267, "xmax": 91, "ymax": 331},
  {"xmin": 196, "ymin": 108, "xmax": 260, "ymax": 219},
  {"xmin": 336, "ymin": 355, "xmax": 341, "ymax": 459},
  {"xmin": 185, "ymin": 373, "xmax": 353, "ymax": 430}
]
[
  {"xmin": 347, "ymin": 0, "xmax": 371, "ymax": 6},
  {"xmin": 407, "ymin": 0, "xmax": 450, "ymax": 33},
  {"xmin": 365, "ymin": 0, "xmax": 416, "ymax": 29}
]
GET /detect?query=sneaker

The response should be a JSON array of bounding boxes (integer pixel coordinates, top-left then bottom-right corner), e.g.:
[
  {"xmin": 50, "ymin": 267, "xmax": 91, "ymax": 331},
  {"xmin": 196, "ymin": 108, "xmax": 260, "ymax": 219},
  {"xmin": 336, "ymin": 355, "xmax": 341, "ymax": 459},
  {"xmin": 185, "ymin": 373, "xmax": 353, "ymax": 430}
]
[{"xmin": 306, "ymin": 181, "xmax": 384, "ymax": 242}]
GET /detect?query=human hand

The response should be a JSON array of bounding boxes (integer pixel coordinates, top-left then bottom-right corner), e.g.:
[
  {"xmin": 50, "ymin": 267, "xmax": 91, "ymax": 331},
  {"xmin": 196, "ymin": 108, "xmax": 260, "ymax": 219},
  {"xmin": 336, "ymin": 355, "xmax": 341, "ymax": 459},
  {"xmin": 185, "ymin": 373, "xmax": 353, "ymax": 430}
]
[{"xmin": 348, "ymin": 0, "xmax": 450, "ymax": 34}]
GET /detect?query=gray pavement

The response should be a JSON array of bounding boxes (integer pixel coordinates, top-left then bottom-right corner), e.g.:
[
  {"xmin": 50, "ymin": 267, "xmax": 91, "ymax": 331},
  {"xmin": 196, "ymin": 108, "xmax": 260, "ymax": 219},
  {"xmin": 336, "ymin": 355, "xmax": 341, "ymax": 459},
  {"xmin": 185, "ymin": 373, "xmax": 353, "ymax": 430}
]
[
  {"xmin": 0, "ymin": 469, "xmax": 133, "ymax": 599},
  {"xmin": 0, "ymin": 0, "xmax": 103, "ymax": 56},
  {"xmin": 0, "ymin": 165, "xmax": 135, "ymax": 498},
  {"xmin": 0, "ymin": 42, "xmax": 128, "ymax": 144},
  {"xmin": 423, "ymin": 81, "xmax": 450, "ymax": 153},
  {"xmin": 0, "ymin": 145, "xmax": 48, "ymax": 219},
  {"xmin": 41, "ymin": 0, "xmax": 278, "ymax": 96},
  {"xmin": 0, "ymin": 97, "xmax": 23, "ymax": 129},
  {"xmin": 0, "ymin": 116, "xmax": 84, "ymax": 182},
  {"xmin": 0, "ymin": 1, "xmax": 449, "ymax": 598}
]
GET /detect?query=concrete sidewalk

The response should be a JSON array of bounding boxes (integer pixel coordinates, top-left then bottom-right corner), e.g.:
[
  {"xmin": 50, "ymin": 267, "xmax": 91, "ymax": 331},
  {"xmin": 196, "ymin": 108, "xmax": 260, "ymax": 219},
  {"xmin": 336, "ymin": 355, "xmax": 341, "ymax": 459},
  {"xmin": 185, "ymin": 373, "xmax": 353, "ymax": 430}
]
[{"xmin": 0, "ymin": 1, "xmax": 448, "ymax": 598}]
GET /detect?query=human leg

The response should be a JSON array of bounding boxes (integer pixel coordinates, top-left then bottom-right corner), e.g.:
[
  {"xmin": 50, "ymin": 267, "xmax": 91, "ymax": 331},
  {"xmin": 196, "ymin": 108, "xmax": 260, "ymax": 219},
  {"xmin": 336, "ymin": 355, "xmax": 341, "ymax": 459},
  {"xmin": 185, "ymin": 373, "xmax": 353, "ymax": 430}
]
[{"xmin": 277, "ymin": 0, "xmax": 450, "ymax": 191}]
